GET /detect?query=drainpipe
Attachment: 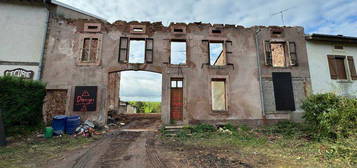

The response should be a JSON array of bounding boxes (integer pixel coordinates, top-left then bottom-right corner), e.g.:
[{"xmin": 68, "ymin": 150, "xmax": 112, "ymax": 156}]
[
  {"xmin": 255, "ymin": 28, "xmax": 265, "ymax": 117},
  {"xmin": 38, "ymin": 0, "xmax": 50, "ymax": 80}
]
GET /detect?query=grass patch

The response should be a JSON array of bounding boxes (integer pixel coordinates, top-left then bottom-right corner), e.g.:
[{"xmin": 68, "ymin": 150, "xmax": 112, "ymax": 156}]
[
  {"xmin": 166, "ymin": 122, "xmax": 356, "ymax": 168},
  {"xmin": 0, "ymin": 135, "xmax": 100, "ymax": 168}
]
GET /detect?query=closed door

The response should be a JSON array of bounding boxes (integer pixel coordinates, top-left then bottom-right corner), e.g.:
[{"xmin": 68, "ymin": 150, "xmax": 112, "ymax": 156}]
[{"xmin": 170, "ymin": 79, "xmax": 183, "ymax": 121}]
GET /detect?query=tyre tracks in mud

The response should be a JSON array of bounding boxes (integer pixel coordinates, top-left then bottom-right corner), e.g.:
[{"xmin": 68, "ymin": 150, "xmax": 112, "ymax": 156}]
[{"xmin": 70, "ymin": 118, "xmax": 167, "ymax": 168}]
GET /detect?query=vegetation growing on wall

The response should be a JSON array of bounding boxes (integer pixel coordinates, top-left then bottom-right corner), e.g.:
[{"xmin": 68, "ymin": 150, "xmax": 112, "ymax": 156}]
[
  {"xmin": 128, "ymin": 101, "xmax": 161, "ymax": 113},
  {"xmin": 0, "ymin": 76, "xmax": 46, "ymax": 134}
]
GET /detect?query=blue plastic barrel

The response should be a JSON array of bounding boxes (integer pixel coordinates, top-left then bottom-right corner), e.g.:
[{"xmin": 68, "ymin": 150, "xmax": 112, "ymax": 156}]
[
  {"xmin": 52, "ymin": 115, "xmax": 67, "ymax": 135},
  {"xmin": 65, "ymin": 115, "xmax": 80, "ymax": 135}
]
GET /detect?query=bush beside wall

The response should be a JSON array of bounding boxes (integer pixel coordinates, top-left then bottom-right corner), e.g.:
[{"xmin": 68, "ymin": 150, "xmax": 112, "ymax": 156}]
[
  {"xmin": 0, "ymin": 76, "xmax": 46, "ymax": 132},
  {"xmin": 302, "ymin": 93, "xmax": 357, "ymax": 139}
]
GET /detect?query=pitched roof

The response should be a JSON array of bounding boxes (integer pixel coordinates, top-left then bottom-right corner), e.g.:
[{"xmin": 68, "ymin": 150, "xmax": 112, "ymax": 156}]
[
  {"xmin": 50, "ymin": 0, "xmax": 106, "ymax": 21},
  {"xmin": 306, "ymin": 34, "xmax": 357, "ymax": 44}
]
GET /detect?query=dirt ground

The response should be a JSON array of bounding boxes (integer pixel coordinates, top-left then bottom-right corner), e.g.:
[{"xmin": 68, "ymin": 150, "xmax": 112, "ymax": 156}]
[{"xmin": 46, "ymin": 115, "xmax": 261, "ymax": 168}]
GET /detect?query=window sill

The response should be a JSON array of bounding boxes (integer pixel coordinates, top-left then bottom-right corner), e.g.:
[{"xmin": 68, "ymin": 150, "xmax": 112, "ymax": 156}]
[
  {"xmin": 211, "ymin": 110, "xmax": 229, "ymax": 115},
  {"xmin": 207, "ymin": 65, "xmax": 232, "ymax": 69},
  {"xmin": 168, "ymin": 64, "xmax": 188, "ymax": 68},
  {"xmin": 77, "ymin": 62, "xmax": 100, "ymax": 66},
  {"xmin": 336, "ymin": 80, "xmax": 353, "ymax": 83}
]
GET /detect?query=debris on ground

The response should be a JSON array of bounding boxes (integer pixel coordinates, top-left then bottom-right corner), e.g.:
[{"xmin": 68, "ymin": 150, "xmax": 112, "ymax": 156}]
[
  {"xmin": 107, "ymin": 110, "xmax": 130, "ymax": 128},
  {"xmin": 217, "ymin": 127, "xmax": 233, "ymax": 135},
  {"xmin": 74, "ymin": 120, "xmax": 101, "ymax": 137}
]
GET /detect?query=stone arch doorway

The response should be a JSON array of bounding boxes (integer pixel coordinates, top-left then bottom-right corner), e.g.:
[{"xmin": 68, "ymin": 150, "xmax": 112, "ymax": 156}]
[{"xmin": 106, "ymin": 65, "xmax": 169, "ymax": 123}]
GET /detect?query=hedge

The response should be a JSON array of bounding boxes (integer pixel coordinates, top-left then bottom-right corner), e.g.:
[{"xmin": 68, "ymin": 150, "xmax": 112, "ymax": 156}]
[{"xmin": 0, "ymin": 76, "xmax": 46, "ymax": 131}]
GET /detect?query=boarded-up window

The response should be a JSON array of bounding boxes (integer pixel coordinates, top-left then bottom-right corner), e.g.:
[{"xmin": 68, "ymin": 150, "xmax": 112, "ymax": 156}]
[
  {"xmin": 271, "ymin": 43, "xmax": 285, "ymax": 67},
  {"xmin": 272, "ymin": 72, "xmax": 295, "ymax": 111},
  {"xmin": 170, "ymin": 41, "xmax": 186, "ymax": 64},
  {"xmin": 211, "ymin": 79, "xmax": 226, "ymax": 111},
  {"xmin": 327, "ymin": 55, "xmax": 348, "ymax": 80},
  {"xmin": 81, "ymin": 38, "xmax": 98, "ymax": 63}
]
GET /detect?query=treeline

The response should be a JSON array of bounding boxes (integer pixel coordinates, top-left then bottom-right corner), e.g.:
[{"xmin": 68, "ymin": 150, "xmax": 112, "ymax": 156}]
[{"xmin": 128, "ymin": 101, "xmax": 161, "ymax": 113}]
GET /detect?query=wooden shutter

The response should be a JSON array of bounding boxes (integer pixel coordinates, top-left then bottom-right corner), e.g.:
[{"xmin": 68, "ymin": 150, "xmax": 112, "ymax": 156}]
[
  {"xmin": 327, "ymin": 55, "xmax": 337, "ymax": 79},
  {"xmin": 202, "ymin": 40, "xmax": 209, "ymax": 64},
  {"xmin": 118, "ymin": 37, "xmax": 128, "ymax": 63},
  {"xmin": 348, "ymin": 56, "xmax": 357, "ymax": 80},
  {"xmin": 145, "ymin": 38, "xmax": 153, "ymax": 63},
  {"xmin": 225, "ymin": 40, "xmax": 233, "ymax": 65},
  {"xmin": 288, "ymin": 42, "xmax": 297, "ymax": 66},
  {"xmin": 264, "ymin": 40, "xmax": 272, "ymax": 65}
]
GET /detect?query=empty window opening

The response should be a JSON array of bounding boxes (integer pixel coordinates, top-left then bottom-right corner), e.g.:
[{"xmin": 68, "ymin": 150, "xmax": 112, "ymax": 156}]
[
  {"xmin": 272, "ymin": 31, "xmax": 282, "ymax": 35},
  {"xmin": 88, "ymin": 25, "xmax": 98, "ymax": 29},
  {"xmin": 119, "ymin": 71, "xmax": 162, "ymax": 114},
  {"xmin": 133, "ymin": 27, "xmax": 144, "ymax": 32},
  {"xmin": 335, "ymin": 45, "xmax": 344, "ymax": 50},
  {"xmin": 174, "ymin": 28, "xmax": 183, "ymax": 32},
  {"xmin": 81, "ymin": 38, "xmax": 98, "ymax": 63},
  {"xmin": 129, "ymin": 40, "xmax": 145, "ymax": 63},
  {"xmin": 209, "ymin": 42, "xmax": 226, "ymax": 66},
  {"xmin": 212, "ymin": 29, "xmax": 222, "ymax": 34},
  {"xmin": 211, "ymin": 79, "xmax": 226, "ymax": 111},
  {"xmin": 271, "ymin": 43, "xmax": 285, "ymax": 67},
  {"xmin": 170, "ymin": 41, "xmax": 186, "ymax": 64}
]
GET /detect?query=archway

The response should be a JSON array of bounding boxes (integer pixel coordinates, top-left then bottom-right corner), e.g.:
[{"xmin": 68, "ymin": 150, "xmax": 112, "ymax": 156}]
[{"xmin": 106, "ymin": 67, "xmax": 166, "ymax": 125}]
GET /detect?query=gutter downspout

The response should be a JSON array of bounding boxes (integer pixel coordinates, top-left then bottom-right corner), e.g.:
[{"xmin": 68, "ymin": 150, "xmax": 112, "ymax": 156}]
[
  {"xmin": 38, "ymin": 0, "xmax": 50, "ymax": 80},
  {"xmin": 255, "ymin": 28, "xmax": 265, "ymax": 117}
]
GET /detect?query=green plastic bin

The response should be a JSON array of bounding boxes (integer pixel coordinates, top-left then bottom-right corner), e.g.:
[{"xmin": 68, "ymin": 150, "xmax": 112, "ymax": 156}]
[{"xmin": 44, "ymin": 127, "xmax": 53, "ymax": 138}]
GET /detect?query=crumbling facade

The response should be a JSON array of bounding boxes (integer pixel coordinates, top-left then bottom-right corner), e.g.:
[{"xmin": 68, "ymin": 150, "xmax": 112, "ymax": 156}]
[{"xmin": 41, "ymin": 8, "xmax": 311, "ymax": 125}]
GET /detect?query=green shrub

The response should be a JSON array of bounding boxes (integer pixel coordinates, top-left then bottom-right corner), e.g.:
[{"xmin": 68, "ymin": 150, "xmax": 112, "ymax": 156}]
[
  {"xmin": 302, "ymin": 93, "xmax": 357, "ymax": 139},
  {"xmin": 190, "ymin": 123, "xmax": 216, "ymax": 133},
  {"xmin": 128, "ymin": 101, "xmax": 161, "ymax": 113},
  {"xmin": 0, "ymin": 76, "xmax": 46, "ymax": 134}
]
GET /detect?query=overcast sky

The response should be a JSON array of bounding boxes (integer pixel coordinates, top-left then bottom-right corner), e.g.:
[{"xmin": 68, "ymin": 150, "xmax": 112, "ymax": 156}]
[{"xmin": 58, "ymin": 0, "xmax": 357, "ymax": 102}]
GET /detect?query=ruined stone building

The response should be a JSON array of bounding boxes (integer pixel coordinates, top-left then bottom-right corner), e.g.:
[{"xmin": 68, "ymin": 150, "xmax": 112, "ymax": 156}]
[{"xmin": 38, "ymin": 2, "xmax": 311, "ymax": 125}]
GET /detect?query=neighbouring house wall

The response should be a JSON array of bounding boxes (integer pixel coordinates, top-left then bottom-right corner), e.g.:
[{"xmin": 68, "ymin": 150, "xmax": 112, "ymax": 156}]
[
  {"xmin": 257, "ymin": 27, "xmax": 311, "ymax": 122},
  {"xmin": 0, "ymin": 1, "xmax": 48, "ymax": 80},
  {"xmin": 306, "ymin": 41, "xmax": 357, "ymax": 96}
]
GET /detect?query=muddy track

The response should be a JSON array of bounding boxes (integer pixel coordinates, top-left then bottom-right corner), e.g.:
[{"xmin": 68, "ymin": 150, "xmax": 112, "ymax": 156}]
[{"xmin": 66, "ymin": 117, "xmax": 165, "ymax": 168}]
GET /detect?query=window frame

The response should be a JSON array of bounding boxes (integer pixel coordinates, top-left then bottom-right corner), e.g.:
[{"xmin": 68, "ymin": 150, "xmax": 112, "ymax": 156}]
[
  {"xmin": 327, "ymin": 55, "xmax": 357, "ymax": 81},
  {"xmin": 210, "ymin": 77, "xmax": 228, "ymax": 112},
  {"xmin": 170, "ymin": 40, "xmax": 187, "ymax": 65},
  {"xmin": 264, "ymin": 40, "xmax": 297, "ymax": 67},
  {"xmin": 78, "ymin": 33, "xmax": 102, "ymax": 66},
  {"xmin": 171, "ymin": 78, "xmax": 183, "ymax": 88},
  {"xmin": 208, "ymin": 41, "xmax": 226, "ymax": 66}
]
